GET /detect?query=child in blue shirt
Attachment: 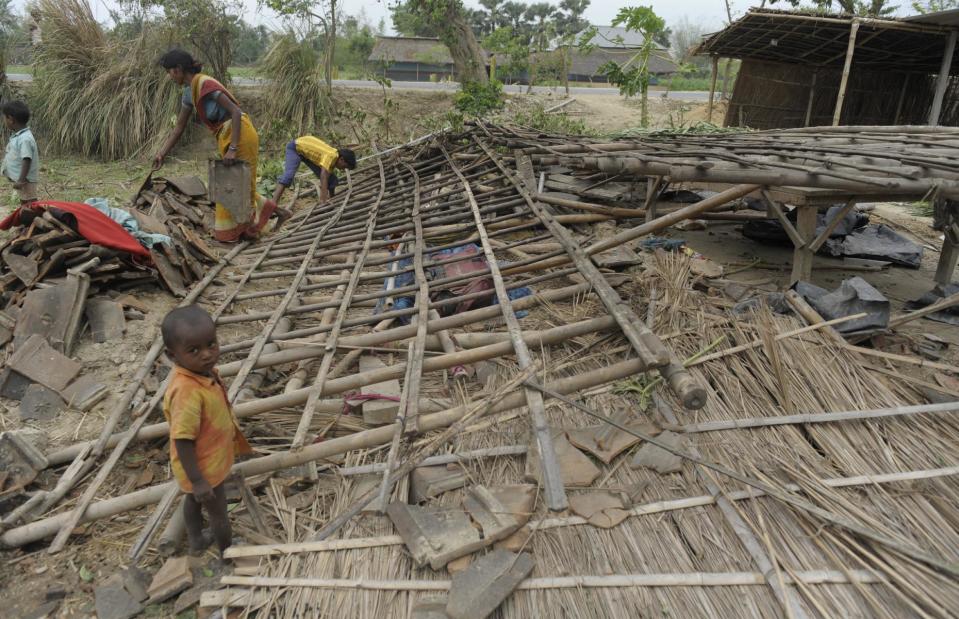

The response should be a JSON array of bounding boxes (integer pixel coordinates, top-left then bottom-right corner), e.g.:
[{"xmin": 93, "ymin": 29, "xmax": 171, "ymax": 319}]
[{"xmin": 1, "ymin": 101, "xmax": 39, "ymax": 204}]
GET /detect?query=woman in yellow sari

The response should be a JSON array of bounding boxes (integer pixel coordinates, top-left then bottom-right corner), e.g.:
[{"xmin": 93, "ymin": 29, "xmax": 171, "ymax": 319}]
[{"xmin": 153, "ymin": 49, "xmax": 288, "ymax": 242}]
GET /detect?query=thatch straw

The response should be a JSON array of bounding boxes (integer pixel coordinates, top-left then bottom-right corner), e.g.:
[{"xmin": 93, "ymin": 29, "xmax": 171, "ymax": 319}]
[
  {"xmin": 258, "ymin": 33, "xmax": 332, "ymax": 138},
  {"xmin": 30, "ymin": 0, "xmax": 177, "ymax": 159}
]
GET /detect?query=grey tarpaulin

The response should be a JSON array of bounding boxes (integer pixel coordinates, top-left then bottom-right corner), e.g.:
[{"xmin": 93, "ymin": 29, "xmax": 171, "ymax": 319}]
[
  {"xmin": 793, "ymin": 277, "xmax": 890, "ymax": 334},
  {"xmin": 906, "ymin": 284, "xmax": 959, "ymax": 326},
  {"xmin": 742, "ymin": 205, "xmax": 868, "ymax": 245},
  {"xmin": 822, "ymin": 225, "xmax": 923, "ymax": 269}
]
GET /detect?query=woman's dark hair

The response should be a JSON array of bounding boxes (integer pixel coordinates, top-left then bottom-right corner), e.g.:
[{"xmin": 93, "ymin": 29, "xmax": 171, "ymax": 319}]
[
  {"xmin": 158, "ymin": 49, "xmax": 202, "ymax": 74},
  {"xmin": 1, "ymin": 101, "xmax": 30, "ymax": 125}
]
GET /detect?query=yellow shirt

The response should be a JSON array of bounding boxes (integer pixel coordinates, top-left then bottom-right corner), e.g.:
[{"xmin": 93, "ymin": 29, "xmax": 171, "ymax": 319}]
[
  {"xmin": 295, "ymin": 136, "xmax": 339, "ymax": 172},
  {"xmin": 163, "ymin": 365, "xmax": 252, "ymax": 493}
]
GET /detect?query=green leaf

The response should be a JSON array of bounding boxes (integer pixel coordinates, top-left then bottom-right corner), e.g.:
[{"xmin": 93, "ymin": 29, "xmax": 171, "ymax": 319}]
[
  {"xmin": 203, "ymin": 567, "xmax": 214, "ymax": 578},
  {"xmin": 79, "ymin": 565, "xmax": 94, "ymax": 582}
]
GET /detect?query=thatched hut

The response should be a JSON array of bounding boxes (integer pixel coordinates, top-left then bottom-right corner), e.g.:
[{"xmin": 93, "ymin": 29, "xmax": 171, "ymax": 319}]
[
  {"xmin": 368, "ymin": 36, "xmax": 491, "ymax": 82},
  {"xmin": 695, "ymin": 8, "xmax": 959, "ymax": 128}
]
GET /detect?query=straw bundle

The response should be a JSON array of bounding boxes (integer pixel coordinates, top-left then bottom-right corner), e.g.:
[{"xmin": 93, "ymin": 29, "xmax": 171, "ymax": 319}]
[
  {"xmin": 258, "ymin": 33, "xmax": 332, "ymax": 137},
  {"xmin": 29, "ymin": 0, "xmax": 176, "ymax": 159}
]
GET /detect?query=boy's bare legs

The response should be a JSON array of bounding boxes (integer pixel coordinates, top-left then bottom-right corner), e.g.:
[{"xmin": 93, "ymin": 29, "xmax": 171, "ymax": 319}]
[
  {"xmin": 206, "ymin": 483, "xmax": 232, "ymax": 554},
  {"xmin": 183, "ymin": 493, "xmax": 210, "ymax": 555}
]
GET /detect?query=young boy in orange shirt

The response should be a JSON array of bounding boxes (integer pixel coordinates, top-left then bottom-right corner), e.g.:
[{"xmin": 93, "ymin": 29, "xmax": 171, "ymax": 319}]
[{"xmin": 161, "ymin": 305, "xmax": 251, "ymax": 556}]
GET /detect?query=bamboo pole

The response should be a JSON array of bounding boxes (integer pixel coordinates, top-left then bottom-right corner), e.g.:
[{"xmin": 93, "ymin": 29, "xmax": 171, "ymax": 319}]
[
  {"xmin": 929, "ymin": 31, "xmax": 957, "ymax": 126},
  {"xmin": 494, "ymin": 144, "xmax": 704, "ymax": 409},
  {"xmin": 45, "ymin": 314, "xmax": 615, "ymax": 466},
  {"xmin": 444, "ymin": 145, "xmax": 567, "ymax": 511},
  {"xmin": 804, "ymin": 70, "xmax": 817, "ymax": 127},
  {"xmin": 1, "ymin": 357, "xmax": 651, "ymax": 548},
  {"xmin": 832, "ymin": 19, "xmax": 860, "ymax": 126},
  {"xmin": 673, "ymin": 401, "xmax": 959, "ymax": 434},
  {"xmin": 214, "ymin": 570, "xmax": 884, "ymax": 594},
  {"xmin": 221, "ymin": 465, "xmax": 959, "ymax": 559},
  {"xmin": 292, "ymin": 162, "xmax": 385, "ymax": 449},
  {"xmin": 707, "ymin": 55, "xmax": 719, "ymax": 124}
]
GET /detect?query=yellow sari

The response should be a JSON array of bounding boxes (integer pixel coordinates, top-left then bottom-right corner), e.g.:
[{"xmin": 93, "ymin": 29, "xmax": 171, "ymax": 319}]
[{"xmin": 191, "ymin": 74, "xmax": 276, "ymax": 242}]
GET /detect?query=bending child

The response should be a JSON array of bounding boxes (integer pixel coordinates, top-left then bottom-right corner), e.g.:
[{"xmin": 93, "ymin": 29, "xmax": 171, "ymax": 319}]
[
  {"xmin": 161, "ymin": 305, "xmax": 252, "ymax": 557},
  {"xmin": 271, "ymin": 136, "xmax": 356, "ymax": 208}
]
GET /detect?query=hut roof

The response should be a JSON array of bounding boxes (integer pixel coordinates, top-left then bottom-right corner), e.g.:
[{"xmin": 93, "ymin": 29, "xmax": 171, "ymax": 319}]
[
  {"xmin": 369, "ymin": 36, "xmax": 489, "ymax": 65},
  {"xmin": 695, "ymin": 8, "xmax": 959, "ymax": 75},
  {"xmin": 568, "ymin": 47, "xmax": 678, "ymax": 76}
]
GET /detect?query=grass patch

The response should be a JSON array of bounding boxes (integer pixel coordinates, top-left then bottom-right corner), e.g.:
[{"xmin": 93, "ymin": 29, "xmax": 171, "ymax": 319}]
[
  {"xmin": 229, "ymin": 66, "xmax": 258, "ymax": 80},
  {"xmin": 7, "ymin": 65, "xmax": 32, "ymax": 75},
  {"xmin": 659, "ymin": 76, "xmax": 714, "ymax": 91}
]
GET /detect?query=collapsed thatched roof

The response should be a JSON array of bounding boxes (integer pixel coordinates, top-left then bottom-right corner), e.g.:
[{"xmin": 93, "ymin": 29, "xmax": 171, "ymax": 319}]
[{"xmin": 696, "ymin": 8, "xmax": 959, "ymax": 75}]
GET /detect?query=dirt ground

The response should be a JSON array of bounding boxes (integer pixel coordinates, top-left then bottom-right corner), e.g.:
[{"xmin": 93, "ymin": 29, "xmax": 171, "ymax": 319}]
[{"xmin": 0, "ymin": 88, "xmax": 951, "ymax": 618}]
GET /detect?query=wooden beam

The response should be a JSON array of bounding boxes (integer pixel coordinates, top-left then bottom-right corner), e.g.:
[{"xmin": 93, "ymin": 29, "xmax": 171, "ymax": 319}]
[
  {"xmin": 929, "ymin": 31, "xmax": 958, "ymax": 126},
  {"xmin": 833, "ymin": 19, "xmax": 860, "ymax": 126},
  {"xmin": 707, "ymin": 55, "xmax": 720, "ymax": 124},
  {"xmin": 804, "ymin": 70, "xmax": 817, "ymax": 127}
]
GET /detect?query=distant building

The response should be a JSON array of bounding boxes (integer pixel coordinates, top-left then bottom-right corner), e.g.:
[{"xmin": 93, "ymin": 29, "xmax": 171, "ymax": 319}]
[
  {"xmin": 542, "ymin": 25, "xmax": 678, "ymax": 83},
  {"xmin": 368, "ymin": 36, "xmax": 490, "ymax": 82}
]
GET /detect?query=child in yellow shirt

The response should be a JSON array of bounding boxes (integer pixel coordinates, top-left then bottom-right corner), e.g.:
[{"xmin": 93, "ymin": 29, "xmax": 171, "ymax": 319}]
[{"xmin": 161, "ymin": 305, "xmax": 251, "ymax": 556}]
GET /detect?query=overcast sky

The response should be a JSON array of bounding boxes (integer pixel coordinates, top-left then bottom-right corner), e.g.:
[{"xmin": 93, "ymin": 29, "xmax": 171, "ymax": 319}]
[{"xmin": 13, "ymin": 0, "xmax": 915, "ymax": 37}]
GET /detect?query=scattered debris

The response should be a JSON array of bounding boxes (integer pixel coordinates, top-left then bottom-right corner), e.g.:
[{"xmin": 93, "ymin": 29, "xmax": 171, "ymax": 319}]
[
  {"xmin": 411, "ymin": 464, "xmax": 467, "ymax": 503},
  {"xmin": 569, "ymin": 492, "xmax": 630, "ymax": 528},
  {"xmin": 19, "ymin": 384, "xmax": 66, "ymax": 421},
  {"xmin": 0, "ymin": 431, "xmax": 49, "ymax": 495},
  {"xmin": 357, "ymin": 355, "xmax": 402, "ymax": 425},
  {"xmin": 446, "ymin": 549, "xmax": 534, "ymax": 619},
  {"xmin": 146, "ymin": 556, "xmax": 194, "ymax": 604},
  {"xmin": 630, "ymin": 430, "xmax": 686, "ymax": 474},
  {"xmin": 794, "ymin": 277, "xmax": 890, "ymax": 334},
  {"xmin": 387, "ymin": 485, "xmax": 523, "ymax": 569},
  {"xmin": 525, "ymin": 429, "xmax": 600, "ymax": 487}
]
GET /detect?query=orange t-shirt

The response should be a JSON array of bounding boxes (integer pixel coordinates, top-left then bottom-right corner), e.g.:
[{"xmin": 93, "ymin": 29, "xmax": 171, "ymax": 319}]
[{"xmin": 162, "ymin": 365, "xmax": 252, "ymax": 493}]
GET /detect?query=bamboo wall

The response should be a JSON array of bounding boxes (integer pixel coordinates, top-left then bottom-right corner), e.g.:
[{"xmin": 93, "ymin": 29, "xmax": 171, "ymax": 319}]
[{"xmin": 725, "ymin": 59, "xmax": 959, "ymax": 129}]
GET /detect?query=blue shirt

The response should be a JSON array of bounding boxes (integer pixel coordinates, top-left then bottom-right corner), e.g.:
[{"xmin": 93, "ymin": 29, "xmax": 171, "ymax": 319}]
[
  {"xmin": 2, "ymin": 127, "xmax": 39, "ymax": 183},
  {"xmin": 181, "ymin": 86, "xmax": 229, "ymax": 124}
]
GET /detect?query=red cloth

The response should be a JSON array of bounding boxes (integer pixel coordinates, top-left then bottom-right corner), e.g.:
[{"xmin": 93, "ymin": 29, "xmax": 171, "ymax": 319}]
[
  {"xmin": 192, "ymin": 74, "xmax": 239, "ymax": 133},
  {"xmin": 0, "ymin": 200, "xmax": 151, "ymax": 258}
]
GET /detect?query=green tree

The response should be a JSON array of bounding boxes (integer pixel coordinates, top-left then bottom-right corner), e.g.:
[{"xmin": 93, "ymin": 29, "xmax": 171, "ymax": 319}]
[
  {"xmin": 555, "ymin": 0, "xmax": 590, "ymax": 36},
  {"xmin": 391, "ymin": 1, "xmax": 440, "ymax": 37},
  {"xmin": 404, "ymin": 0, "xmax": 489, "ymax": 85},
  {"xmin": 232, "ymin": 22, "xmax": 271, "ymax": 65},
  {"xmin": 911, "ymin": 0, "xmax": 958, "ymax": 11},
  {"xmin": 767, "ymin": 0, "xmax": 897, "ymax": 16},
  {"xmin": 590, "ymin": 5, "xmax": 666, "ymax": 127},
  {"xmin": 484, "ymin": 25, "xmax": 529, "ymax": 82},
  {"xmin": 261, "ymin": 0, "xmax": 339, "ymax": 90}
]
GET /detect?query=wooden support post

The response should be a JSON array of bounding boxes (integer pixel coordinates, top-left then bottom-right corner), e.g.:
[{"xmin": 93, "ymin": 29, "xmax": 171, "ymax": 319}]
[
  {"xmin": 804, "ymin": 70, "xmax": 817, "ymax": 127},
  {"xmin": 894, "ymin": 74, "xmax": 910, "ymax": 124},
  {"xmin": 833, "ymin": 19, "xmax": 860, "ymax": 126},
  {"xmin": 935, "ymin": 224, "xmax": 959, "ymax": 287},
  {"xmin": 929, "ymin": 31, "xmax": 957, "ymax": 126},
  {"xmin": 707, "ymin": 56, "xmax": 719, "ymax": 124},
  {"xmin": 791, "ymin": 205, "xmax": 819, "ymax": 285}
]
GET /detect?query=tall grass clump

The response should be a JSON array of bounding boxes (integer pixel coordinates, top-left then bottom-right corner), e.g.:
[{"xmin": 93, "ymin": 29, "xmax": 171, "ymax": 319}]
[
  {"xmin": 29, "ymin": 0, "xmax": 177, "ymax": 159},
  {"xmin": 258, "ymin": 33, "xmax": 332, "ymax": 137}
]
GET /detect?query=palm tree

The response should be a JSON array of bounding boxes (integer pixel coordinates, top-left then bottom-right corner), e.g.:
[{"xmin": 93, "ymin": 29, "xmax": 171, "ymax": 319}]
[
  {"xmin": 478, "ymin": 0, "xmax": 503, "ymax": 34},
  {"xmin": 524, "ymin": 2, "xmax": 556, "ymax": 92}
]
